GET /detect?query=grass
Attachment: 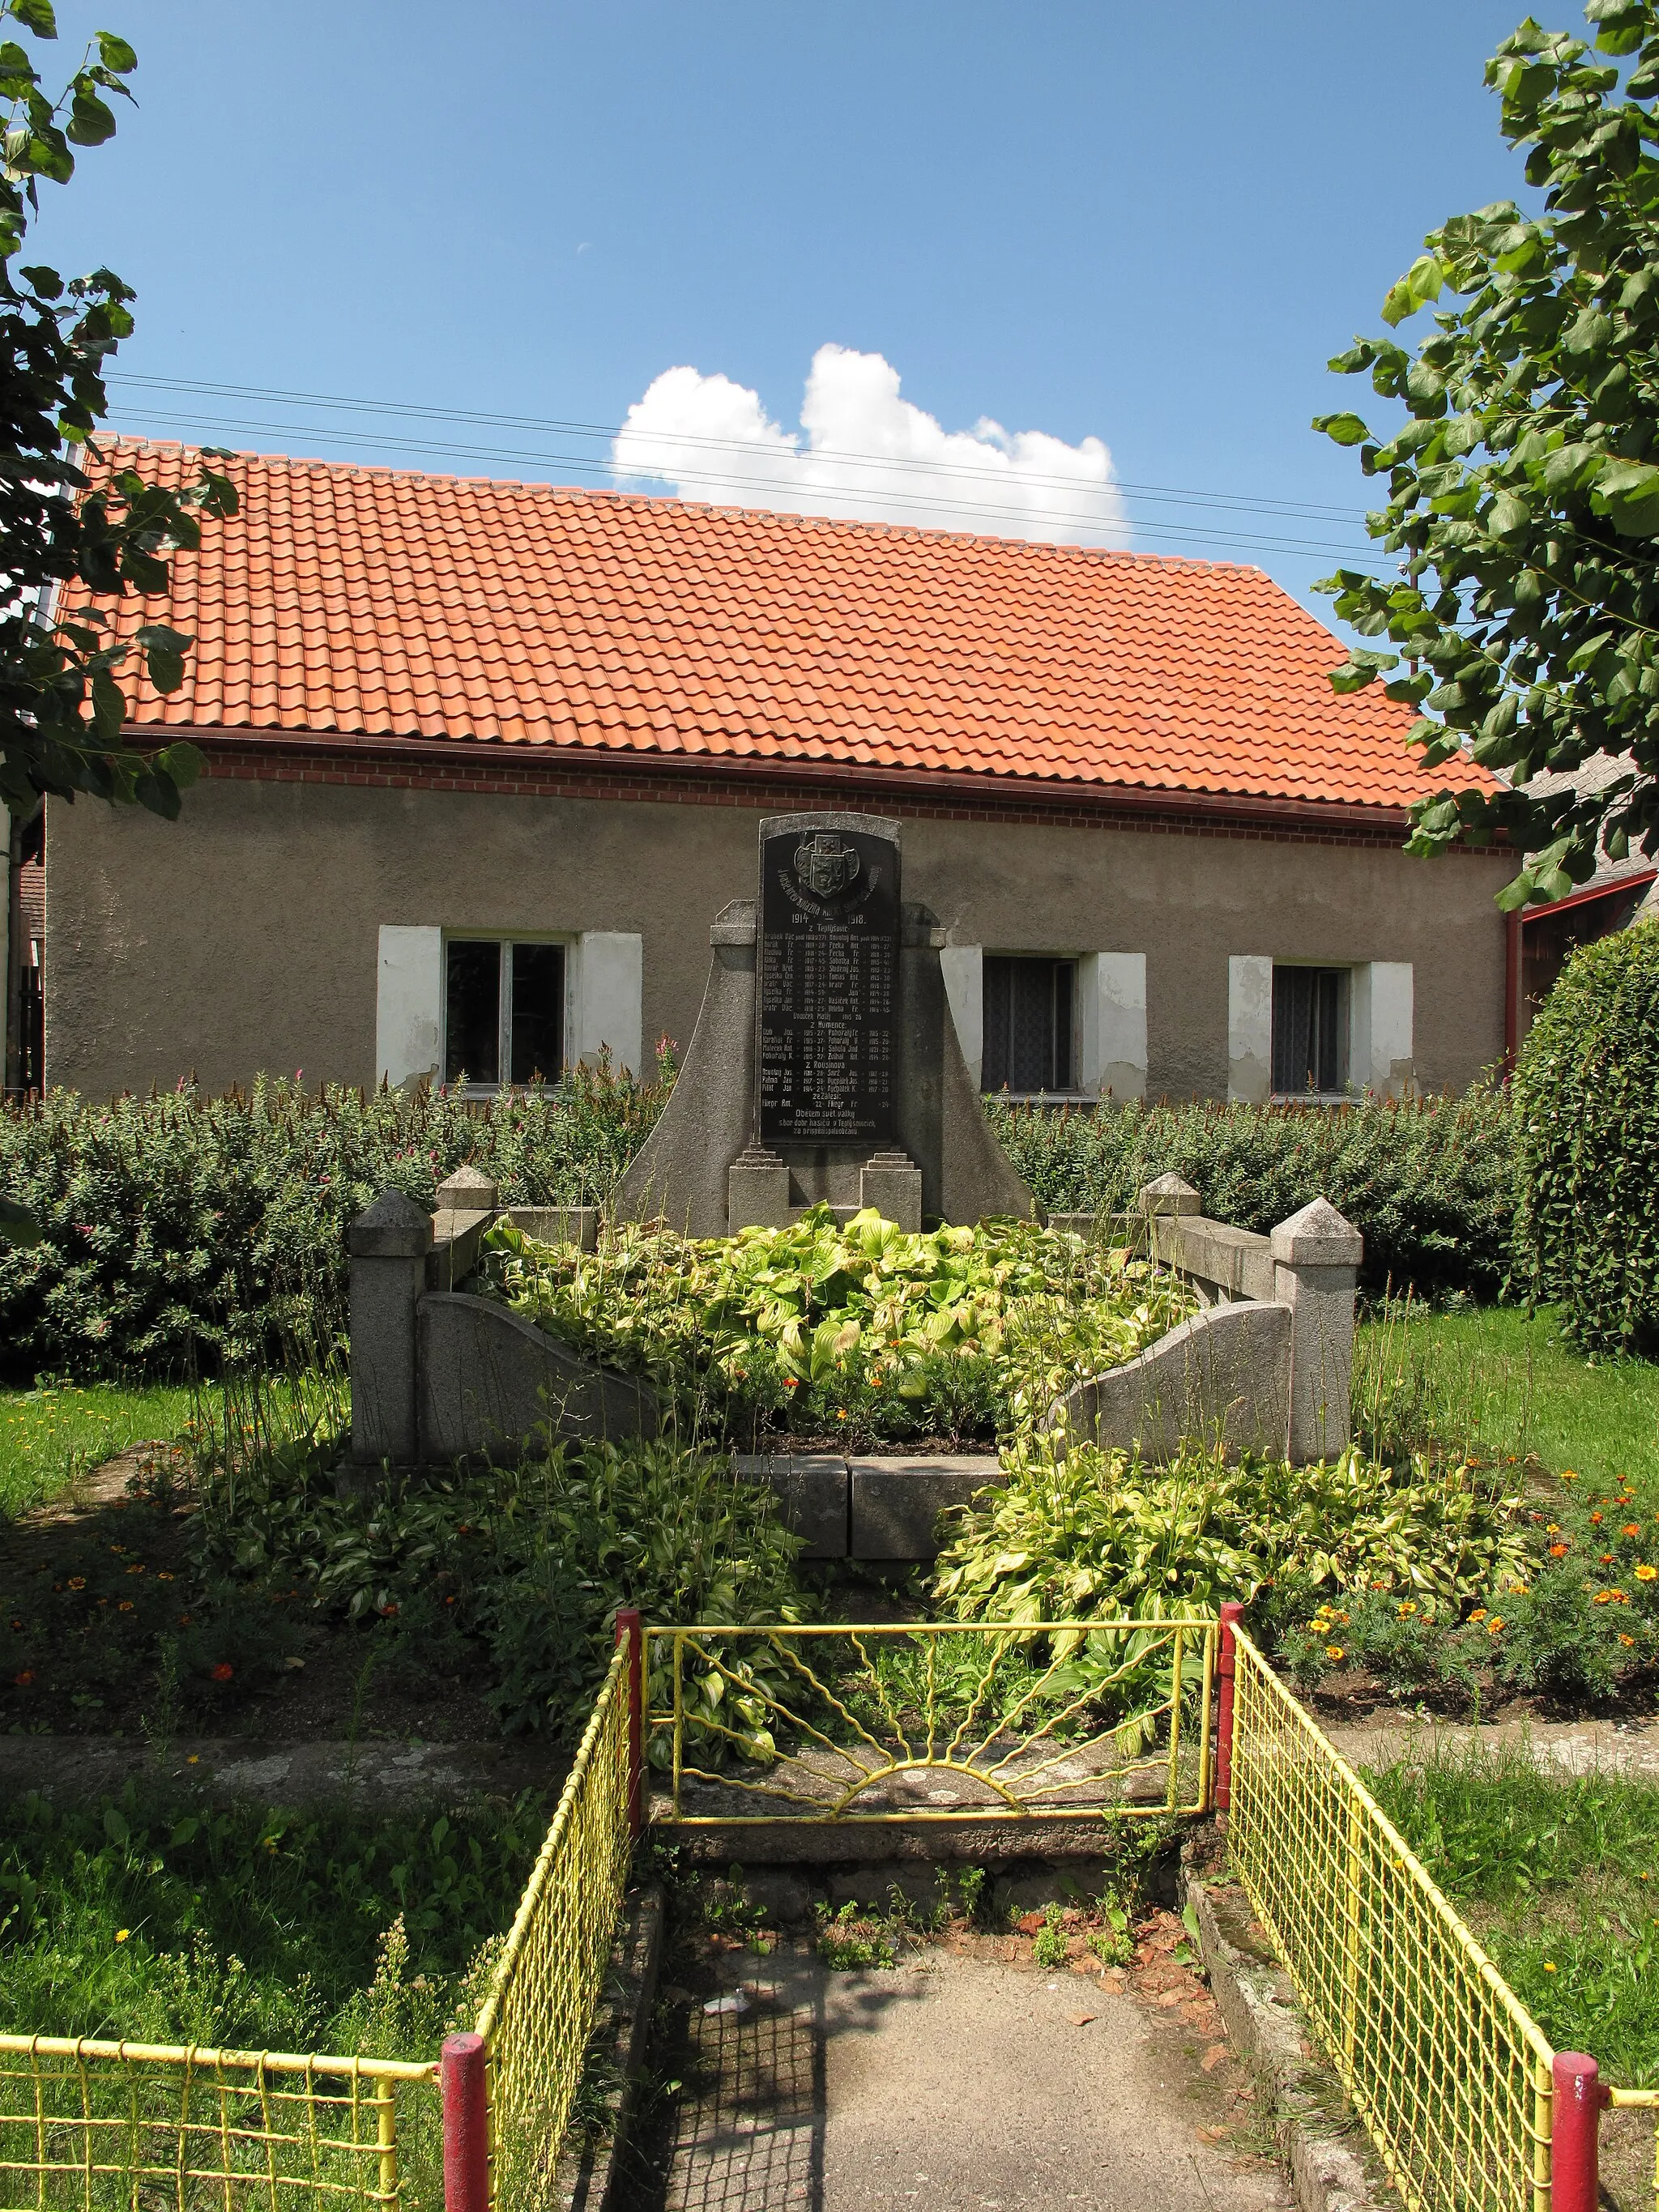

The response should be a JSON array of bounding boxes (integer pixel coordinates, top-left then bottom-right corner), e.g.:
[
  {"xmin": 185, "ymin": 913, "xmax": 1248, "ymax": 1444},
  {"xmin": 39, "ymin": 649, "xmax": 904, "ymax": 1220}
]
[
  {"xmin": 0, "ymin": 1379, "xmax": 194, "ymax": 1520},
  {"xmin": 1366, "ymin": 1744, "xmax": 1659, "ymax": 2087},
  {"xmin": 0, "ymin": 1780, "xmax": 542, "ymax": 2056},
  {"xmin": 1354, "ymin": 1300, "xmax": 1659, "ymax": 1506}
]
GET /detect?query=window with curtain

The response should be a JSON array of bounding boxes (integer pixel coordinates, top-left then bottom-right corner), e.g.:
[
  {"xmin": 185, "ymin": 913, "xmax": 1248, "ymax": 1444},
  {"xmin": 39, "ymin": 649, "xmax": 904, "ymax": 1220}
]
[
  {"xmin": 444, "ymin": 939, "xmax": 566, "ymax": 1087},
  {"xmin": 981, "ymin": 955, "xmax": 1076, "ymax": 1093},
  {"xmin": 1271, "ymin": 965, "xmax": 1346, "ymax": 1094}
]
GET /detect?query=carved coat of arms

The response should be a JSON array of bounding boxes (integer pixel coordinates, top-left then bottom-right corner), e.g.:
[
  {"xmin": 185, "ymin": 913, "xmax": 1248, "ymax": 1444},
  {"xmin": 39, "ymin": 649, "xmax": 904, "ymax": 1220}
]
[{"xmin": 794, "ymin": 833, "xmax": 861, "ymax": 898}]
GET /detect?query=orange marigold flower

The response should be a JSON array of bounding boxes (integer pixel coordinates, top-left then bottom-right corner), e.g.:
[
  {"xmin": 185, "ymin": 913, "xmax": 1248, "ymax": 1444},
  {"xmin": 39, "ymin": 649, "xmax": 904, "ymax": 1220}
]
[
  {"xmin": 1549, "ymin": 1544, "xmax": 1569, "ymax": 1558},
  {"xmin": 211, "ymin": 1662, "xmax": 233, "ymax": 1681},
  {"xmin": 1636, "ymin": 1564, "xmax": 1657, "ymax": 1583},
  {"xmin": 67, "ymin": 1576, "xmax": 85, "ymax": 1590},
  {"xmin": 12, "ymin": 1669, "xmax": 35, "ymax": 1686}
]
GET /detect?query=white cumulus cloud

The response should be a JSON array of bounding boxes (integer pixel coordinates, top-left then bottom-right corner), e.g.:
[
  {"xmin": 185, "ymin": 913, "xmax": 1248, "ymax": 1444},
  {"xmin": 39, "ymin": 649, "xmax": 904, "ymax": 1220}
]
[{"xmin": 610, "ymin": 344, "xmax": 1128, "ymax": 547}]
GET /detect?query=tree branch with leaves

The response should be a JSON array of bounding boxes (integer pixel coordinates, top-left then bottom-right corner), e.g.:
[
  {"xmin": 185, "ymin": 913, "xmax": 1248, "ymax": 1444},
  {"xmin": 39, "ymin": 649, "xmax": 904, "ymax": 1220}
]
[
  {"xmin": 1, "ymin": 0, "xmax": 235, "ymax": 823},
  {"xmin": 1316, "ymin": 0, "xmax": 1659, "ymax": 906}
]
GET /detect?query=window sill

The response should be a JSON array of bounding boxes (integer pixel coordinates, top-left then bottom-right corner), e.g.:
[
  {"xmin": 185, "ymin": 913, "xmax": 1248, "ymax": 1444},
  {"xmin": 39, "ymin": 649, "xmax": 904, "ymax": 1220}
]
[{"xmin": 982, "ymin": 1090, "xmax": 1098, "ymax": 1105}]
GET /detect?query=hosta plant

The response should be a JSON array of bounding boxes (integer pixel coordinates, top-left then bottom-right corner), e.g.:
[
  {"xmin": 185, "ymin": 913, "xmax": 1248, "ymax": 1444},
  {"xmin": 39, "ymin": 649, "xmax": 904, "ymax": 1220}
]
[
  {"xmin": 478, "ymin": 1205, "xmax": 1194, "ymax": 1443},
  {"xmin": 932, "ymin": 1435, "xmax": 1535, "ymax": 1634}
]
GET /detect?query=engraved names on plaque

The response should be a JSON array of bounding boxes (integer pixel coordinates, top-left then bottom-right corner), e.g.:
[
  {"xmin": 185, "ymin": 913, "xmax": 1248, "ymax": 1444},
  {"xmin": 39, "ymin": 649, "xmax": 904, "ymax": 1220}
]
[{"xmin": 758, "ymin": 819, "xmax": 900, "ymax": 1145}]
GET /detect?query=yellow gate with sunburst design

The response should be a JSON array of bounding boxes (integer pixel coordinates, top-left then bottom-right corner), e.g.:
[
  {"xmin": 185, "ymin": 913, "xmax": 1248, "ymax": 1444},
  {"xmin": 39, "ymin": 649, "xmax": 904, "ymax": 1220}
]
[{"xmin": 644, "ymin": 1619, "xmax": 1219, "ymax": 1828}]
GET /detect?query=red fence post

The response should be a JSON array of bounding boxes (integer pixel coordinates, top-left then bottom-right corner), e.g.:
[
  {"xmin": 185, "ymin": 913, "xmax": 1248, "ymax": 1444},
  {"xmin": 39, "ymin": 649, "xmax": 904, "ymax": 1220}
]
[
  {"xmin": 441, "ymin": 2032, "xmax": 489, "ymax": 2212},
  {"xmin": 1213, "ymin": 1601, "xmax": 1243, "ymax": 1814},
  {"xmin": 615, "ymin": 1608, "xmax": 645, "ymax": 1839},
  {"xmin": 1551, "ymin": 2052, "xmax": 1605, "ymax": 2212}
]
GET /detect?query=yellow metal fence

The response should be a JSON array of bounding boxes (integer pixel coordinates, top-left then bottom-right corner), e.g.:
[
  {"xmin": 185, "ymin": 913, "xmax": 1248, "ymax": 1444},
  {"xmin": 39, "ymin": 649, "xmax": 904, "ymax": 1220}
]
[
  {"xmin": 0, "ymin": 2039, "xmax": 437, "ymax": 2212},
  {"xmin": 471, "ymin": 1639, "xmax": 633, "ymax": 2212},
  {"xmin": 6, "ymin": 1616, "xmax": 1654, "ymax": 2212},
  {"xmin": 1226, "ymin": 1625, "xmax": 1658, "ymax": 2212}
]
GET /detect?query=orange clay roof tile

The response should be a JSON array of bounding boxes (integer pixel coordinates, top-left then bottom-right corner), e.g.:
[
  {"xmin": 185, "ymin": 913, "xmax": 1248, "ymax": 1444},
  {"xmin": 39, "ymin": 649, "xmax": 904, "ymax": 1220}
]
[{"xmin": 62, "ymin": 438, "xmax": 1471, "ymax": 812}]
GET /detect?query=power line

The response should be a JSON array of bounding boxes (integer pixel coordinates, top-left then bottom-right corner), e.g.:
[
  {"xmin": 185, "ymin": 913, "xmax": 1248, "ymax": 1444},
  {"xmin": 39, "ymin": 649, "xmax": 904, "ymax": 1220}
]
[
  {"xmin": 105, "ymin": 369, "xmax": 1369, "ymax": 530},
  {"xmin": 105, "ymin": 401, "xmax": 1380, "ymax": 565}
]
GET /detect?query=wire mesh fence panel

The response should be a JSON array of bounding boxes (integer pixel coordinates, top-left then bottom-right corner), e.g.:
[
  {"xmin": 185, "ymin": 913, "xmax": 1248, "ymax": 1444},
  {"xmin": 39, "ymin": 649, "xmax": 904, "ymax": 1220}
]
[
  {"xmin": 0, "ymin": 2041, "xmax": 437, "ymax": 2212},
  {"xmin": 646, "ymin": 1621, "xmax": 1218, "ymax": 1826},
  {"xmin": 474, "ymin": 1643, "xmax": 632, "ymax": 2212},
  {"xmin": 1227, "ymin": 1632, "xmax": 1554, "ymax": 2212}
]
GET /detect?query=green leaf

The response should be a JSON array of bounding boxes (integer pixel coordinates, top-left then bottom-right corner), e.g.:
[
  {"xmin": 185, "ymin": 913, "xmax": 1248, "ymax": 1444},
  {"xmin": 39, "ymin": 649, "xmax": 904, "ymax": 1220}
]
[
  {"xmin": 155, "ymin": 741, "xmax": 203, "ymax": 789},
  {"xmin": 89, "ymin": 665, "xmax": 125, "ymax": 739},
  {"xmin": 65, "ymin": 87, "xmax": 116, "ymax": 147},
  {"xmin": 1487, "ymin": 492, "xmax": 1531, "ymax": 541},
  {"xmin": 11, "ymin": 0, "xmax": 58, "ymax": 34},
  {"xmin": 137, "ymin": 624, "xmax": 193, "ymax": 694},
  {"xmin": 1593, "ymin": 460, "xmax": 1659, "ymax": 536},
  {"xmin": 0, "ymin": 1196, "xmax": 42, "ymax": 1248},
  {"xmin": 94, "ymin": 30, "xmax": 136, "ymax": 70},
  {"xmin": 1313, "ymin": 412, "xmax": 1371, "ymax": 448}
]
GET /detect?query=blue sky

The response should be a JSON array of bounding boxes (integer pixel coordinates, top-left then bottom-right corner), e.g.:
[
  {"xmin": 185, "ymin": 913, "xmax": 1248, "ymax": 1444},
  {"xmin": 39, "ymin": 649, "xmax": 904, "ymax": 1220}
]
[{"xmin": 31, "ymin": 0, "xmax": 1542, "ymax": 611}]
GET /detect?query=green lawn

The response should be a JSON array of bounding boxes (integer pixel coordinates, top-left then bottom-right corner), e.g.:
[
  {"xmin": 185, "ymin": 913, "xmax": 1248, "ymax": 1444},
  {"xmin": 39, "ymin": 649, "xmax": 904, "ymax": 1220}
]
[
  {"xmin": 1367, "ymin": 1744, "xmax": 1659, "ymax": 2088},
  {"xmin": 1354, "ymin": 1301, "xmax": 1659, "ymax": 1502},
  {"xmin": 0, "ymin": 1380, "xmax": 194, "ymax": 1521}
]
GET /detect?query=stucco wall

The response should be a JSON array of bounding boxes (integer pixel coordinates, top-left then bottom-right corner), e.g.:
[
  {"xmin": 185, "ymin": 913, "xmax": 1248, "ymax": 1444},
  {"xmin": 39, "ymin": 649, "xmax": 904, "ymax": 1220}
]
[{"xmin": 43, "ymin": 771, "xmax": 1512, "ymax": 1101}]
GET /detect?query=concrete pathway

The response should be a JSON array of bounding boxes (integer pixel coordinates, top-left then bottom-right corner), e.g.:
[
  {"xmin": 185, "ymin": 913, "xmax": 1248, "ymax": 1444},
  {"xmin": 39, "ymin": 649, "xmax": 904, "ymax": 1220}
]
[
  {"xmin": 629, "ymin": 1939, "xmax": 1292, "ymax": 2212},
  {"xmin": 1323, "ymin": 1709, "xmax": 1659, "ymax": 1781}
]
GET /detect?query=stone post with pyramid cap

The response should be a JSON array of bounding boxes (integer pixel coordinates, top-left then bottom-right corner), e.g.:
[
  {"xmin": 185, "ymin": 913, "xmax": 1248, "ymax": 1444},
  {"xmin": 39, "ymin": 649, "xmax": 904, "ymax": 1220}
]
[
  {"xmin": 348, "ymin": 1190, "xmax": 432, "ymax": 1465},
  {"xmin": 1271, "ymin": 1196, "xmax": 1363, "ymax": 1462}
]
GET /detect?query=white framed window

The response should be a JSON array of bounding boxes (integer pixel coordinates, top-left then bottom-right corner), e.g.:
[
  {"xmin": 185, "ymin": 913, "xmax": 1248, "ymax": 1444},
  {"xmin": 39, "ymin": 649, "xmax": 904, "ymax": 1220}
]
[
  {"xmin": 982, "ymin": 954, "xmax": 1077, "ymax": 1094},
  {"xmin": 444, "ymin": 935, "xmax": 569, "ymax": 1089}
]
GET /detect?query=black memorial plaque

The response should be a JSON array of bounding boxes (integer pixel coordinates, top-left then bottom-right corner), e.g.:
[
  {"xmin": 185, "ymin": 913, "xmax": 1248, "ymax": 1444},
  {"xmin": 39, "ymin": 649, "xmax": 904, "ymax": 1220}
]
[{"xmin": 758, "ymin": 822, "xmax": 900, "ymax": 1145}]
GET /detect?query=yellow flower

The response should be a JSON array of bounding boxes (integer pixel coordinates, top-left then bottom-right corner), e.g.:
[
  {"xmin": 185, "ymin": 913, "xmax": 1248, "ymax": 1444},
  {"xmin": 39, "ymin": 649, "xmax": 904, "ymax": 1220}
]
[
  {"xmin": 1324, "ymin": 1647, "xmax": 1345, "ymax": 1663},
  {"xmin": 1543, "ymin": 1961, "xmax": 1556, "ymax": 1972},
  {"xmin": 1487, "ymin": 1617, "xmax": 1504, "ymax": 1635},
  {"xmin": 1636, "ymin": 1564, "xmax": 1657, "ymax": 1582},
  {"xmin": 1397, "ymin": 1601, "xmax": 1418, "ymax": 1618},
  {"xmin": 1560, "ymin": 1470, "xmax": 1576, "ymax": 1481},
  {"xmin": 115, "ymin": 1929, "xmax": 130, "ymax": 1944},
  {"xmin": 1469, "ymin": 1609, "xmax": 1488, "ymax": 1623}
]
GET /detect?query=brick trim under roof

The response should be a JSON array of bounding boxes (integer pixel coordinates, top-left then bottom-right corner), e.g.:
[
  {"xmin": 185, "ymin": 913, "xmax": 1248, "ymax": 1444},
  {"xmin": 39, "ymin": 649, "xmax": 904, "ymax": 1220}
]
[{"xmin": 69, "ymin": 438, "xmax": 1489, "ymax": 820}]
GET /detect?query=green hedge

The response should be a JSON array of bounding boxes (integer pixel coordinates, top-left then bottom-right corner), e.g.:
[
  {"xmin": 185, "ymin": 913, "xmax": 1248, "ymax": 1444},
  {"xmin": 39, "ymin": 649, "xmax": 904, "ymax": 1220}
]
[
  {"xmin": 0, "ymin": 1064, "xmax": 669, "ymax": 1381},
  {"xmin": 986, "ymin": 1090, "xmax": 1516, "ymax": 1298},
  {"xmin": 1514, "ymin": 917, "xmax": 1659, "ymax": 1357},
  {"xmin": 0, "ymin": 1068, "xmax": 1515, "ymax": 1383}
]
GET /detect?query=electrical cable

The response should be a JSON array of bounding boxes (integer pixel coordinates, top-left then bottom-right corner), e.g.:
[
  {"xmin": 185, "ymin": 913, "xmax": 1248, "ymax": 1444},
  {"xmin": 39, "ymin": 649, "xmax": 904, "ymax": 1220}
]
[
  {"xmin": 105, "ymin": 399, "xmax": 1380, "ymax": 565},
  {"xmin": 105, "ymin": 369, "xmax": 1369, "ymax": 528}
]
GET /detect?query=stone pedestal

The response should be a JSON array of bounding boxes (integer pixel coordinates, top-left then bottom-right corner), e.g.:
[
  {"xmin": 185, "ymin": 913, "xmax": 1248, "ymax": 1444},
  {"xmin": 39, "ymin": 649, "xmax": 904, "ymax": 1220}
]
[
  {"xmin": 727, "ymin": 1144, "xmax": 793, "ymax": 1232},
  {"xmin": 860, "ymin": 1149, "xmax": 923, "ymax": 1231},
  {"xmin": 348, "ymin": 1191, "xmax": 432, "ymax": 1466}
]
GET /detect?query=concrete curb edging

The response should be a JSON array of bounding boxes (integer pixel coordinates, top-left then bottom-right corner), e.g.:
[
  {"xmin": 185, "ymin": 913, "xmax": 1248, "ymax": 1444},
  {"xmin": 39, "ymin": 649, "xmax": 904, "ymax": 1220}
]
[
  {"xmin": 1181, "ymin": 1864, "xmax": 1384, "ymax": 2212},
  {"xmin": 552, "ymin": 1884, "xmax": 664, "ymax": 2212}
]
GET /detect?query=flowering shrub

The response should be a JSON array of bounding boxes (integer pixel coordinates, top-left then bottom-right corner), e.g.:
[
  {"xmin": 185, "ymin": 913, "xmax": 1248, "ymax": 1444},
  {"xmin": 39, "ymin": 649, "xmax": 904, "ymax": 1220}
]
[
  {"xmin": 479, "ymin": 1204, "xmax": 1196, "ymax": 1444},
  {"xmin": 0, "ymin": 1058, "xmax": 672, "ymax": 1379}
]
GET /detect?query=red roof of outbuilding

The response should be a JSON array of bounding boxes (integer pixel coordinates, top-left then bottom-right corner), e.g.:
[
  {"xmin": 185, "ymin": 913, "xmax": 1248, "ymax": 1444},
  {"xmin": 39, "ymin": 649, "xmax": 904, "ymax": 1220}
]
[{"xmin": 73, "ymin": 439, "xmax": 1456, "ymax": 812}]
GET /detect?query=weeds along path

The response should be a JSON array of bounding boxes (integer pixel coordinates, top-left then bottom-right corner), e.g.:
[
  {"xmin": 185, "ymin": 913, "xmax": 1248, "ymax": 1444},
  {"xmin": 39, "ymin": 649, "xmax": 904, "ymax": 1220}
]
[{"xmin": 621, "ymin": 1933, "xmax": 1292, "ymax": 2212}]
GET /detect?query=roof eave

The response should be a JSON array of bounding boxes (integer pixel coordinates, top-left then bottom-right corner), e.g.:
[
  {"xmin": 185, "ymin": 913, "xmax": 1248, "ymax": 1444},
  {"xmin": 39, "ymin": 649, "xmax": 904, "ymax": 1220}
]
[{"xmin": 149, "ymin": 722, "xmax": 1445, "ymax": 838}]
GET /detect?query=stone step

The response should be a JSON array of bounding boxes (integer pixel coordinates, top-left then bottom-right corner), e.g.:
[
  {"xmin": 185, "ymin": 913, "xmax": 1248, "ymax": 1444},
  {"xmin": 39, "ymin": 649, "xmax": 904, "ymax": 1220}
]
[{"xmin": 731, "ymin": 1452, "xmax": 1004, "ymax": 1560}]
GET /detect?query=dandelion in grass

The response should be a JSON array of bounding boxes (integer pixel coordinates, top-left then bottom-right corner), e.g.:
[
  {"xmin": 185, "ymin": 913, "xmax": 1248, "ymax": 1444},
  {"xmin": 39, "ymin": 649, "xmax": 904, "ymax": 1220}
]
[{"xmin": 115, "ymin": 1929, "xmax": 130, "ymax": 1943}]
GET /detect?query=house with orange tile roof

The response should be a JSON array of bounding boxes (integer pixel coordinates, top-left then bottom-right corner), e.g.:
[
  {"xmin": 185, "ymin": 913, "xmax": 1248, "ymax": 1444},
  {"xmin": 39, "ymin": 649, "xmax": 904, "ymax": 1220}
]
[{"xmin": 15, "ymin": 440, "xmax": 1517, "ymax": 1109}]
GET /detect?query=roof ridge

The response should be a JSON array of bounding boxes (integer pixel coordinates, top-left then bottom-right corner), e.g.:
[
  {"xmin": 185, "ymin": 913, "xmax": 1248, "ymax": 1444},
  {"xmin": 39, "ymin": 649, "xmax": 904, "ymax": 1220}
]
[{"xmin": 99, "ymin": 434, "xmax": 1269, "ymax": 577}]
